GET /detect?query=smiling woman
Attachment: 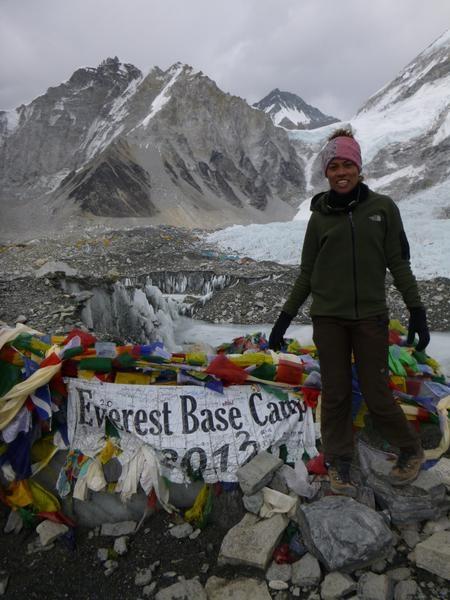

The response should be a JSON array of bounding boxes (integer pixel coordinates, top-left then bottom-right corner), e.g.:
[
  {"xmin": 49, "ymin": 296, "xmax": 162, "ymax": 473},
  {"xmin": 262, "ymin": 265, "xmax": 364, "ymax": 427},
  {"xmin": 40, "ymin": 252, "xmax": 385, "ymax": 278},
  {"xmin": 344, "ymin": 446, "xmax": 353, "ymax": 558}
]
[{"xmin": 268, "ymin": 126, "xmax": 430, "ymax": 495}]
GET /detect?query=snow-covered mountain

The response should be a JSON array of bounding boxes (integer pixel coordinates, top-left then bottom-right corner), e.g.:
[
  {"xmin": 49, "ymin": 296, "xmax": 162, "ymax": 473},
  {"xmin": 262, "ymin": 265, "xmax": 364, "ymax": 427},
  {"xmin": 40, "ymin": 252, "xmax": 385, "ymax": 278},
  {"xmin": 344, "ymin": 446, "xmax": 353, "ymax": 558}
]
[
  {"xmin": 0, "ymin": 58, "xmax": 305, "ymax": 236},
  {"xmin": 253, "ymin": 88, "xmax": 339, "ymax": 130},
  {"xmin": 289, "ymin": 29, "xmax": 450, "ymax": 201}
]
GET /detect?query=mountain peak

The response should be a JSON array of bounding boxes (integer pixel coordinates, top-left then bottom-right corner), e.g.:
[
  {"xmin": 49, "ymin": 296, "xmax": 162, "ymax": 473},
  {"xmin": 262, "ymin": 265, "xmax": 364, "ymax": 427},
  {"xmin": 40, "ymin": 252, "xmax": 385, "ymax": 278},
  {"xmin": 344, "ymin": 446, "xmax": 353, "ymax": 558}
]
[
  {"xmin": 253, "ymin": 89, "xmax": 339, "ymax": 130},
  {"xmin": 68, "ymin": 57, "xmax": 142, "ymax": 89}
]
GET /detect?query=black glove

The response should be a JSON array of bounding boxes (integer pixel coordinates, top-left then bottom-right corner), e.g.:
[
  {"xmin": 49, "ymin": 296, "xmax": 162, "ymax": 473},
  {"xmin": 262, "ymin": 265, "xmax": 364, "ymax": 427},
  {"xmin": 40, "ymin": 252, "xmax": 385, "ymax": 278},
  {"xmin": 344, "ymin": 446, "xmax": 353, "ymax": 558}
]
[
  {"xmin": 407, "ymin": 307, "xmax": 430, "ymax": 352},
  {"xmin": 268, "ymin": 311, "xmax": 293, "ymax": 351}
]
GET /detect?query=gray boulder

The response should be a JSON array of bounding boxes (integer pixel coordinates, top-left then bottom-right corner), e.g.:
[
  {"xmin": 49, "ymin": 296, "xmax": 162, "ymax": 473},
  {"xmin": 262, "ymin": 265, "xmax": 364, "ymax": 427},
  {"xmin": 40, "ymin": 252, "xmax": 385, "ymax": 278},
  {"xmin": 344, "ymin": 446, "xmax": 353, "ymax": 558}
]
[
  {"xmin": 415, "ymin": 530, "xmax": 450, "ymax": 580},
  {"xmin": 291, "ymin": 552, "xmax": 321, "ymax": 587},
  {"xmin": 321, "ymin": 572, "xmax": 356, "ymax": 599},
  {"xmin": 357, "ymin": 573, "xmax": 393, "ymax": 600},
  {"xmin": 296, "ymin": 496, "xmax": 393, "ymax": 572},
  {"xmin": 218, "ymin": 512, "xmax": 288, "ymax": 570},
  {"xmin": 394, "ymin": 580, "xmax": 418, "ymax": 600},
  {"xmin": 236, "ymin": 451, "xmax": 283, "ymax": 495},
  {"xmin": 205, "ymin": 576, "xmax": 272, "ymax": 599},
  {"xmin": 155, "ymin": 579, "xmax": 206, "ymax": 600},
  {"xmin": 367, "ymin": 472, "xmax": 448, "ymax": 525}
]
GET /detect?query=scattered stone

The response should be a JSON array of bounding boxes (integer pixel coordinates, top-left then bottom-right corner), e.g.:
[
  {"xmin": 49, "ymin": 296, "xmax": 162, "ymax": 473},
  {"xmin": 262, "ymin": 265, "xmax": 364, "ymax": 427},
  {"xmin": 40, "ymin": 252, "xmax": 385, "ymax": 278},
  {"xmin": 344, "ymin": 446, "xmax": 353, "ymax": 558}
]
[
  {"xmin": 367, "ymin": 471, "xmax": 447, "ymax": 525},
  {"xmin": 422, "ymin": 516, "xmax": 450, "ymax": 536},
  {"xmin": 401, "ymin": 529, "xmax": 421, "ymax": 549},
  {"xmin": 394, "ymin": 579, "xmax": 418, "ymax": 600},
  {"xmin": 35, "ymin": 520, "xmax": 68, "ymax": 546},
  {"xmin": 218, "ymin": 512, "xmax": 288, "ymax": 570},
  {"xmin": 205, "ymin": 576, "xmax": 272, "ymax": 600},
  {"xmin": 0, "ymin": 573, "xmax": 9, "ymax": 596},
  {"xmin": 114, "ymin": 536, "xmax": 128, "ymax": 555},
  {"xmin": 265, "ymin": 561, "xmax": 292, "ymax": 583},
  {"xmin": 291, "ymin": 552, "xmax": 321, "ymax": 587},
  {"xmin": 163, "ymin": 572, "xmax": 177, "ymax": 578},
  {"xmin": 407, "ymin": 550, "xmax": 416, "ymax": 563},
  {"xmin": 155, "ymin": 578, "xmax": 207, "ymax": 600},
  {"xmin": 268, "ymin": 580, "xmax": 289, "ymax": 590},
  {"xmin": 236, "ymin": 451, "xmax": 283, "ymax": 495},
  {"xmin": 189, "ymin": 528, "xmax": 201, "ymax": 540},
  {"xmin": 151, "ymin": 560, "xmax": 160, "ymax": 572},
  {"xmin": 321, "ymin": 572, "xmax": 356, "ymax": 600},
  {"xmin": 135, "ymin": 568, "xmax": 153, "ymax": 587},
  {"xmin": 296, "ymin": 496, "xmax": 393, "ymax": 572},
  {"xmin": 371, "ymin": 558, "xmax": 387, "ymax": 573},
  {"xmin": 16, "ymin": 314, "xmax": 27, "ymax": 323},
  {"xmin": 385, "ymin": 546, "xmax": 397, "ymax": 564},
  {"xmin": 143, "ymin": 581, "xmax": 157, "ymax": 597},
  {"xmin": 169, "ymin": 522, "xmax": 193, "ymax": 539},
  {"xmin": 269, "ymin": 467, "xmax": 290, "ymax": 495},
  {"xmin": 386, "ymin": 567, "xmax": 411, "ymax": 582},
  {"xmin": 200, "ymin": 563, "xmax": 209, "ymax": 574},
  {"xmin": 101, "ymin": 521, "xmax": 136, "ymax": 537},
  {"xmin": 357, "ymin": 572, "xmax": 393, "ymax": 600},
  {"xmin": 292, "ymin": 587, "xmax": 301, "ymax": 597},
  {"xmin": 27, "ymin": 539, "xmax": 55, "ymax": 554},
  {"xmin": 243, "ymin": 491, "xmax": 264, "ymax": 515},
  {"xmin": 4, "ymin": 510, "xmax": 23, "ymax": 534},
  {"xmin": 415, "ymin": 530, "xmax": 450, "ymax": 580},
  {"xmin": 97, "ymin": 548, "xmax": 109, "ymax": 563}
]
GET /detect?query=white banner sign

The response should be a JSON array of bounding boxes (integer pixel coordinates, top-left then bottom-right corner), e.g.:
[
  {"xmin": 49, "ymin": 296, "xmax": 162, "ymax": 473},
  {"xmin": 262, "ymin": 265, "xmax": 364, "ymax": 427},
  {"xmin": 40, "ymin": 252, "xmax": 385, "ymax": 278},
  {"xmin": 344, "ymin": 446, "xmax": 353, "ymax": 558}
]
[{"xmin": 67, "ymin": 379, "xmax": 317, "ymax": 483}]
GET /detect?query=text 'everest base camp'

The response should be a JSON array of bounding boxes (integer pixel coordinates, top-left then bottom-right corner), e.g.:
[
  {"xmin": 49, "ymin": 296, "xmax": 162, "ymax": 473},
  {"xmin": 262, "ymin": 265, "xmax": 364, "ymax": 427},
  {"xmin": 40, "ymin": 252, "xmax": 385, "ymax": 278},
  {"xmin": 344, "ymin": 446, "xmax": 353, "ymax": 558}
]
[{"xmin": 1, "ymin": 26, "xmax": 450, "ymax": 600}]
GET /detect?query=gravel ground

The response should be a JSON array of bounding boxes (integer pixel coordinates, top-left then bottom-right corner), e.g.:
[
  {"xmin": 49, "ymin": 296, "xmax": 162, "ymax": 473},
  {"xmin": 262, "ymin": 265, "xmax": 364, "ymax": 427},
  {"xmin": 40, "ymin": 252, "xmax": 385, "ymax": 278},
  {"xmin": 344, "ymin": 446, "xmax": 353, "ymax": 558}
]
[{"xmin": 0, "ymin": 225, "xmax": 449, "ymax": 337}]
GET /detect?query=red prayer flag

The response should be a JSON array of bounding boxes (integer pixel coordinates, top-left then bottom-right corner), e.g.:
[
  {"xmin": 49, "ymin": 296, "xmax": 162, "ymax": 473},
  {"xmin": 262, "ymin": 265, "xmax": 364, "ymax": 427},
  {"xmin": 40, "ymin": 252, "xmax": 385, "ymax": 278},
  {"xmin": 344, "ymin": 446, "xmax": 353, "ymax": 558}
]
[
  {"xmin": 205, "ymin": 354, "xmax": 248, "ymax": 386},
  {"xmin": 62, "ymin": 329, "xmax": 97, "ymax": 349}
]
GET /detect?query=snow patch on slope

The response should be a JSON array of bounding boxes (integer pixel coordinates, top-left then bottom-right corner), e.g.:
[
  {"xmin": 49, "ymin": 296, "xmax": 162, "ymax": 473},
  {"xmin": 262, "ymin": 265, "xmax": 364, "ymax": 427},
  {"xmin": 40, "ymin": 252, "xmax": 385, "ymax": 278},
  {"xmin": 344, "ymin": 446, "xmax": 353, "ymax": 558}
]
[
  {"xmin": 353, "ymin": 75, "xmax": 450, "ymax": 163},
  {"xmin": 274, "ymin": 106, "xmax": 311, "ymax": 127},
  {"xmin": 81, "ymin": 75, "xmax": 142, "ymax": 159},
  {"xmin": 140, "ymin": 64, "xmax": 184, "ymax": 128}
]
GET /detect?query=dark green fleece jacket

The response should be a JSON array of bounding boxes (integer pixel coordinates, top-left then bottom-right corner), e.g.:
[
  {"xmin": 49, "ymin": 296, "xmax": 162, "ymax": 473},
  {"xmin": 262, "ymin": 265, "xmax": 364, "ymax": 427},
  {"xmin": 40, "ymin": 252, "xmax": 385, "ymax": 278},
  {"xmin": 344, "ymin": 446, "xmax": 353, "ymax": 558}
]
[{"xmin": 282, "ymin": 184, "xmax": 422, "ymax": 320}]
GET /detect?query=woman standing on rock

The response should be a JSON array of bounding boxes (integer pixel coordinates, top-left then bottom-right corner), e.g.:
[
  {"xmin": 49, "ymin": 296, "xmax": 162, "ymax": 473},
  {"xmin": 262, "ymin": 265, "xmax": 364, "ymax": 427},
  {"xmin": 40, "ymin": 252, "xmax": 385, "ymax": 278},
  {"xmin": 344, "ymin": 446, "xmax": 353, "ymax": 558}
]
[{"xmin": 268, "ymin": 129, "xmax": 429, "ymax": 496}]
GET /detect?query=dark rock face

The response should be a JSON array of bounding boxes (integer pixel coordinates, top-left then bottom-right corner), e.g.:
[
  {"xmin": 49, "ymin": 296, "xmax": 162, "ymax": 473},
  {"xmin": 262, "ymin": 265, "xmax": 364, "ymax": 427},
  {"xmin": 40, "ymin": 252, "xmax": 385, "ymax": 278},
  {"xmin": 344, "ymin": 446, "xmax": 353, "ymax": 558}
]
[
  {"xmin": 296, "ymin": 496, "xmax": 393, "ymax": 572},
  {"xmin": 59, "ymin": 140, "xmax": 156, "ymax": 217},
  {"xmin": 253, "ymin": 89, "xmax": 339, "ymax": 130},
  {"xmin": 0, "ymin": 57, "xmax": 142, "ymax": 195}
]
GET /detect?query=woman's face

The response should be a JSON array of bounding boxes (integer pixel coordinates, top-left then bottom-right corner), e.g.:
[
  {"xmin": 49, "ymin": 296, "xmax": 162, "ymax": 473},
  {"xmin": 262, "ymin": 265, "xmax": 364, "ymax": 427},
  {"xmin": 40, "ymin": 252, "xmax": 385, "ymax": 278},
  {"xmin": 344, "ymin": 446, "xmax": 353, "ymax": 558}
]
[{"xmin": 326, "ymin": 158, "xmax": 360, "ymax": 194}]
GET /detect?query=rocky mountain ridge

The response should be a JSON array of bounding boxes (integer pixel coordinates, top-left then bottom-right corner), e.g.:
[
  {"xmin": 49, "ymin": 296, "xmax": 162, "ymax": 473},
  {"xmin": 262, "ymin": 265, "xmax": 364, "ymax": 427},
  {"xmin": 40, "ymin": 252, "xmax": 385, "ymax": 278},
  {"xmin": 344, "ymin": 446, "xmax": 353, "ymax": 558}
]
[
  {"xmin": 253, "ymin": 88, "xmax": 339, "ymax": 130},
  {"xmin": 0, "ymin": 58, "xmax": 305, "ymax": 238}
]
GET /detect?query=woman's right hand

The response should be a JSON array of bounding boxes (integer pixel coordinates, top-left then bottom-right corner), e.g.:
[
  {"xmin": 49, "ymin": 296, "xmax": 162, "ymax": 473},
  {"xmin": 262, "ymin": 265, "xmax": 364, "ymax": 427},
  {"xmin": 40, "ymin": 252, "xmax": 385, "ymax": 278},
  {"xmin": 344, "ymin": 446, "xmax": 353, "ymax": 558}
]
[{"xmin": 268, "ymin": 311, "xmax": 293, "ymax": 351}]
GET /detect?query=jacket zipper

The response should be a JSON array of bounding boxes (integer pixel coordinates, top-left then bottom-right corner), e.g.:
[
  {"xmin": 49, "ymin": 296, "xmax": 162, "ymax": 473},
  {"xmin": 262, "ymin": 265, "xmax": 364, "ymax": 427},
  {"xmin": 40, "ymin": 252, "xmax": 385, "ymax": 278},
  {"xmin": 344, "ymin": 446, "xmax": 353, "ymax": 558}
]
[{"xmin": 349, "ymin": 211, "xmax": 359, "ymax": 318}]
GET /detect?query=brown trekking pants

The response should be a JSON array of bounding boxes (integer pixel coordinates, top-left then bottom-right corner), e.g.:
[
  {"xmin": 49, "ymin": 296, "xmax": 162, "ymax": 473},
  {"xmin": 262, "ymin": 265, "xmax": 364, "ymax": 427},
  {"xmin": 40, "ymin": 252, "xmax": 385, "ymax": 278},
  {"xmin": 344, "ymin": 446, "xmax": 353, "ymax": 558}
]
[{"xmin": 312, "ymin": 315, "xmax": 420, "ymax": 464}]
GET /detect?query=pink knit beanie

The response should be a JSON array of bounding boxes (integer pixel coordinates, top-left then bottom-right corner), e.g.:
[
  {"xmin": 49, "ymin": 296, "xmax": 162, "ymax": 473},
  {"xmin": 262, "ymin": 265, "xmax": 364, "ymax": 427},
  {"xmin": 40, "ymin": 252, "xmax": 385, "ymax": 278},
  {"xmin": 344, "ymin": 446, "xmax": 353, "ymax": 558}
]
[{"xmin": 321, "ymin": 136, "xmax": 362, "ymax": 175}]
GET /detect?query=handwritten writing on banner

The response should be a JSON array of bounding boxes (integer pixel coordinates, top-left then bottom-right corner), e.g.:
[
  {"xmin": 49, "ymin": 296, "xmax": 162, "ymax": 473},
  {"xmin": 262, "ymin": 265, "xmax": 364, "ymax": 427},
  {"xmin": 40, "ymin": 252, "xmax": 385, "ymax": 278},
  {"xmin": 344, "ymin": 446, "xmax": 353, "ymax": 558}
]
[{"xmin": 67, "ymin": 379, "xmax": 317, "ymax": 483}]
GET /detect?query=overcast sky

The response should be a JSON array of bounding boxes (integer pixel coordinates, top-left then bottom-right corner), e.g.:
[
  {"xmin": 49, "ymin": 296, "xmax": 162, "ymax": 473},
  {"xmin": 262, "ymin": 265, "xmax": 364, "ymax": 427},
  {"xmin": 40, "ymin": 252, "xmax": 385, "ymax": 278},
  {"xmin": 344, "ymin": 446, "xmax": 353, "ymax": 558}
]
[{"xmin": 1, "ymin": 0, "xmax": 450, "ymax": 119}]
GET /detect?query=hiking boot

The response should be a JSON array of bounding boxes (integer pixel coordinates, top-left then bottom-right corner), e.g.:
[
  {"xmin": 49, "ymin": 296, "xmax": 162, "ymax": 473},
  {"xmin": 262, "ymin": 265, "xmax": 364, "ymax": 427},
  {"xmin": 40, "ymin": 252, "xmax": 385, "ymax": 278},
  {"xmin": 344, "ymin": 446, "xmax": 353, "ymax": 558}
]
[
  {"xmin": 328, "ymin": 462, "xmax": 357, "ymax": 498},
  {"xmin": 388, "ymin": 447, "xmax": 425, "ymax": 486}
]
